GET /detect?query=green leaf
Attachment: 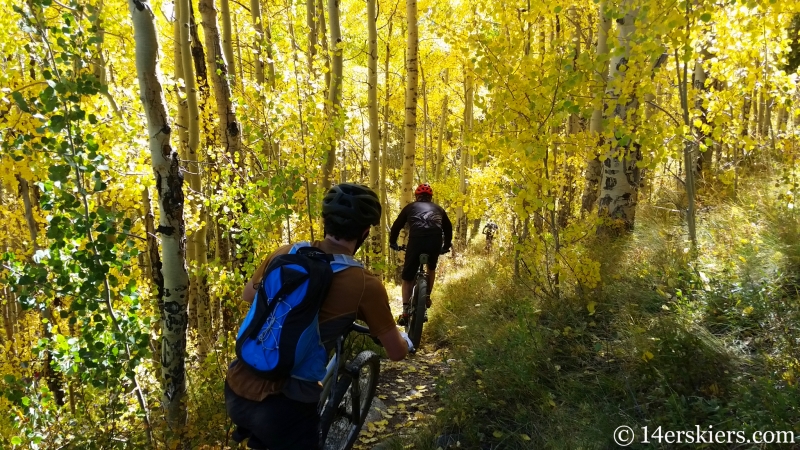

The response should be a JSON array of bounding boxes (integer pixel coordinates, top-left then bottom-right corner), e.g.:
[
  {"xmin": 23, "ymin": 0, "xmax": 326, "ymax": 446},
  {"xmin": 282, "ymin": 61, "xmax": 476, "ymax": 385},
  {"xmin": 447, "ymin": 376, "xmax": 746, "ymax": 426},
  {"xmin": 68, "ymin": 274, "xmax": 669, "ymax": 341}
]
[
  {"xmin": 12, "ymin": 92, "xmax": 30, "ymax": 113},
  {"xmin": 11, "ymin": 437, "xmax": 22, "ymax": 445},
  {"xmin": 21, "ymin": 396, "xmax": 30, "ymax": 406},
  {"xmin": 699, "ymin": 13, "xmax": 712, "ymax": 22}
]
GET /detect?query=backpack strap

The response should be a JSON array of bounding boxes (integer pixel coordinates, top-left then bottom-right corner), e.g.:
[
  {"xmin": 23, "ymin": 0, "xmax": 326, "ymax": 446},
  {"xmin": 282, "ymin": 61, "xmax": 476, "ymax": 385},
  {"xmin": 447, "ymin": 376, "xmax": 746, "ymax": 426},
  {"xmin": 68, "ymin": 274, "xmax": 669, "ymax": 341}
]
[
  {"xmin": 289, "ymin": 241, "xmax": 363, "ymax": 273},
  {"xmin": 289, "ymin": 241, "xmax": 311, "ymax": 254},
  {"xmin": 330, "ymin": 254, "xmax": 363, "ymax": 273}
]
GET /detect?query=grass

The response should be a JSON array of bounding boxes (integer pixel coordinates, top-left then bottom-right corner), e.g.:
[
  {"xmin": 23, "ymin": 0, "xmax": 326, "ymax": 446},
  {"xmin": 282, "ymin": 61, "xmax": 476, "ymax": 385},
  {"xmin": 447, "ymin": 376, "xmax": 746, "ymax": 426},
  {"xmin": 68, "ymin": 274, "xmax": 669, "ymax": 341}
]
[{"xmin": 401, "ymin": 181, "xmax": 800, "ymax": 449}]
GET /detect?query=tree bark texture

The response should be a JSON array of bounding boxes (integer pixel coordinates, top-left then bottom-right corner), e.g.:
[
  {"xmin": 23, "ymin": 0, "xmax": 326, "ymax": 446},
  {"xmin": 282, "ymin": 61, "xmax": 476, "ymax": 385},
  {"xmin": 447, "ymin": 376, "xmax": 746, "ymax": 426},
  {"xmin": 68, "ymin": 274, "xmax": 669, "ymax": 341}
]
[
  {"xmin": 129, "ymin": 0, "xmax": 190, "ymax": 425},
  {"xmin": 400, "ymin": 0, "xmax": 418, "ymax": 206},
  {"xmin": 367, "ymin": 0, "xmax": 382, "ymax": 267},
  {"xmin": 219, "ymin": 0, "xmax": 236, "ymax": 87},
  {"xmin": 597, "ymin": 7, "xmax": 641, "ymax": 233},
  {"xmin": 581, "ymin": 0, "xmax": 610, "ymax": 216},
  {"xmin": 322, "ymin": 0, "xmax": 344, "ymax": 190},
  {"xmin": 434, "ymin": 69, "xmax": 448, "ymax": 181},
  {"xmin": 250, "ymin": 0, "xmax": 265, "ymax": 85}
]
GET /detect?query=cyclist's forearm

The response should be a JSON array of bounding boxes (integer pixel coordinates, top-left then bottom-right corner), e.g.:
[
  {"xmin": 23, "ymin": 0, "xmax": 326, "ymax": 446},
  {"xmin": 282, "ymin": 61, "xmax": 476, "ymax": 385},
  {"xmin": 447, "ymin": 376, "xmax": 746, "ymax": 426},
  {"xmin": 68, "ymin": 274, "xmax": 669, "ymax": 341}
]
[{"xmin": 378, "ymin": 328, "xmax": 409, "ymax": 361}]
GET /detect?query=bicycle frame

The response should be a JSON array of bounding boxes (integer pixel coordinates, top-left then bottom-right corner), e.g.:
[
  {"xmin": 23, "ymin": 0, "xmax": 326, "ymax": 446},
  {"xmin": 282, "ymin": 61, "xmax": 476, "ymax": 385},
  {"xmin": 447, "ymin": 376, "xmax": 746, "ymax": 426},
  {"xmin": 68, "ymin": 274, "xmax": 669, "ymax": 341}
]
[{"xmin": 319, "ymin": 323, "xmax": 371, "ymax": 423}]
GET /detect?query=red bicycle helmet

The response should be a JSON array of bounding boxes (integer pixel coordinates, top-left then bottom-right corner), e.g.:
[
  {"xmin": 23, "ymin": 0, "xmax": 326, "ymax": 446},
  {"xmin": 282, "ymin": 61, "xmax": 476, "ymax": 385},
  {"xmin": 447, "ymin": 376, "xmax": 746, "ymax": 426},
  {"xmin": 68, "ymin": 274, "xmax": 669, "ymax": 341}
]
[{"xmin": 414, "ymin": 183, "xmax": 433, "ymax": 196}]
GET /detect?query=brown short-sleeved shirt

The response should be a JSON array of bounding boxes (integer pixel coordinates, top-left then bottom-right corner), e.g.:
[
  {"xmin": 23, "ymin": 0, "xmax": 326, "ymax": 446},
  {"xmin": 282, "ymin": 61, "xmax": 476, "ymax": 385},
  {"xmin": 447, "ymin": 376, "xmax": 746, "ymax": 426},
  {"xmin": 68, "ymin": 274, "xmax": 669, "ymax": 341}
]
[{"xmin": 226, "ymin": 240, "xmax": 395, "ymax": 402}]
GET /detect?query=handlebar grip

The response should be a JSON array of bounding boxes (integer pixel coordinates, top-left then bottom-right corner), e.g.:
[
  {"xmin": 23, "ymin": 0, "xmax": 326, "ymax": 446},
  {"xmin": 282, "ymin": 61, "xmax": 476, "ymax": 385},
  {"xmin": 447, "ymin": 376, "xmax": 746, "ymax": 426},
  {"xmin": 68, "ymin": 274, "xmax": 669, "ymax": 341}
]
[{"xmin": 350, "ymin": 323, "xmax": 371, "ymax": 335}]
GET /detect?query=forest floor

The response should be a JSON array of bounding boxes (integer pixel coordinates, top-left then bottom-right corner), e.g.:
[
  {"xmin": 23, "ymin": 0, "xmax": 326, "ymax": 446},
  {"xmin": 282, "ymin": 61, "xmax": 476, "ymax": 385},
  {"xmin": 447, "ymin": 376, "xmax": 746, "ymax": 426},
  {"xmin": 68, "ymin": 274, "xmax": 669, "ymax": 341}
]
[
  {"xmin": 351, "ymin": 283, "xmax": 454, "ymax": 450},
  {"xmin": 353, "ymin": 346, "xmax": 450, "ymax": 449}
]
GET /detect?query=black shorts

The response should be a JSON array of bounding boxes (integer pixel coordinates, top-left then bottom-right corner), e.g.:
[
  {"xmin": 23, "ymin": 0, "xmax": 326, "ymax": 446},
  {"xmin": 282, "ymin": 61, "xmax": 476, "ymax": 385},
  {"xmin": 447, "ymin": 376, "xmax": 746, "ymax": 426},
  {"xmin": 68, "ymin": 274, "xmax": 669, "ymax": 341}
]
[
  {"xmin": 225, "ymin": 382, "xmax": 319, "ymax": 449},
  {"xmin": 402, "ymin": 234, "xmax": 443, "ymax": 281}
]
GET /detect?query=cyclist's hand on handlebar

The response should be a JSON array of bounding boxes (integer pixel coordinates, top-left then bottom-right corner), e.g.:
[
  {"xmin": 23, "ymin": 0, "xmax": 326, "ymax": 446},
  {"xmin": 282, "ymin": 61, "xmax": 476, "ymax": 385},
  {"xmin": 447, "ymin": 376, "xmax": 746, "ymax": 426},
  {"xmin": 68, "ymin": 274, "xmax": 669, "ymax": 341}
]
[
  {"xmin": 440, "ymin": 245, "xmax": 451, "ymax": 254},
  {"xmin": 389, "ymin": 242, "xmax": 400, "ymax": 251},
  {"xmin": 399, "ymin": 331, "xmax": 415, "ymax": 354}
]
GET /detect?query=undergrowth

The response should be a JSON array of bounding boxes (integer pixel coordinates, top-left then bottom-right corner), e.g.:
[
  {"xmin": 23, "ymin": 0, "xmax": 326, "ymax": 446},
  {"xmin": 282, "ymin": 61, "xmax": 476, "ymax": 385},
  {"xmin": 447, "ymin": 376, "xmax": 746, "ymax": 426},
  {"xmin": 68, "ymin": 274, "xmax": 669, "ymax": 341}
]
[{"xmin": 406, "ymin": 183, "xmax": 800, "ymax": 449}]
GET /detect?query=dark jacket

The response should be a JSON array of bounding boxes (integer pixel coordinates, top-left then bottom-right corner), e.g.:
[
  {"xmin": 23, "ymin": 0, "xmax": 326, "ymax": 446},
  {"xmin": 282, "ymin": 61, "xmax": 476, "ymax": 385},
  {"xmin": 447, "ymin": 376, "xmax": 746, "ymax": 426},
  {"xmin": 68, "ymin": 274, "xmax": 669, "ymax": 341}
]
[{"xmin": 389, "ymin": 200, "xmax": 453, "ymax": 248}]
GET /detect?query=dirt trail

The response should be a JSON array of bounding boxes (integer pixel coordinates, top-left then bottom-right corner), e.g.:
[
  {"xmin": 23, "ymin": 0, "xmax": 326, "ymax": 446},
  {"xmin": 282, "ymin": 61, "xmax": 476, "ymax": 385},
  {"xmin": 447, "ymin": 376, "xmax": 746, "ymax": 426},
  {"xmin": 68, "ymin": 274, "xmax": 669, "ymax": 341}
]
[
  {"xmin": 353, "ymin": 288, "xmax": 451, "ymax": 449},
  {"xmin": 353, "ymin": 345, "xmax": 449, "ymax": 449}
]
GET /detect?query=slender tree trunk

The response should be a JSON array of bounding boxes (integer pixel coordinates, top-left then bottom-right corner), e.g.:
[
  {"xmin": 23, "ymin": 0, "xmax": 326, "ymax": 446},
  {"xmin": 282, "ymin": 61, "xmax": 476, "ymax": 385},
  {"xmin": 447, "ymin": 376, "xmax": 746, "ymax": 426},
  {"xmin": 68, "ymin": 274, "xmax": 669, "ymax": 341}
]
[
  {"xmin": 456, "ymin": 68, "xmax": 473, "ymax": 246},
  {"xmin": 400, "ymin": 0, "xmax": 418, "ymax": 206},
  {"xmin": 265, "ymin": 19, "xmax": 277, "ymax": 87},
  {"xmin": 173, "ymin": 1, "xmax": 188, "ymax": 160},
  {"xmin": 380, "ymin": 20, "xmax": 393, "ymax": 268},
  {"xmin": 694, "ymin": 54, "xmax": 711, "ymax": 176},
  {"xmin": 179, "ymin": 0, "xmax": 204, "ymax": 337},
  {"xmin": 318, "ymin": 0, "xmax": 331, "ymax": 99},
  {"xmin": 435, "ymin": 69, "xmax": 448, "ymax": 180},
  {"xmin": 322, "ymin": 0, "xmax": 344, "ymax": 189},
  {"xmin": 219, "ymin": 0, "xmax": 235, "ymax": 88},
  {"xmin": 678, "ymin": 50, "xmax": 698, "ymax": 249},
  {"xmin": 128, "ymin": 0, "xmax": 190, "ymax": 426},
  {"xmin": 197, "ymin": 0, "xmax": 242, "ymax": 357},
  {"xmin": 367, "ymin": 0, "xmax": 382, "ymax": 268},
  {"xmin": 581, "ymin": 0, "xmax": 610, "ymax": 216},
  {"xmin": 597, "ymin": 6, "xmax": 641, "ymax": 233},
  {"xmin": 421, "ymin": 66, "xmax": 429, "ymax": 181},
  {"xmin": 560, "ymin": 6, "xmax": 581, "ymax": 228},
  {"xmin": 307, "ymin": 0, "xmax": 317, "ymax": 72},
  {"xmin": 250, "ymin": 0, "xmax": 265, "ymax": 85},
  {"xmin": 143, "ymin": 187, "xmax": 163, "ymax": 368}
]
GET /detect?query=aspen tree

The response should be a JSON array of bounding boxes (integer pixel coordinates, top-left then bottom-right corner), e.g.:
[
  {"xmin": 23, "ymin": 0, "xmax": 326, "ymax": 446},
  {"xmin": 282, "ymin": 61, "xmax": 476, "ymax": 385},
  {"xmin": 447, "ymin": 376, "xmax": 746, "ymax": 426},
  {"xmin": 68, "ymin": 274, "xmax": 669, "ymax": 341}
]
[
  {"xmin": 220, "ymin": 0, "xmax": 236, "ymax": 86},
  {"xmin": 307, "ymin": 0, "xmax": 317, "ymax": 72},
  {"xmin": 596, "ymin": 6, "xmax": 641, "ymax": 233},
  {"xmin": 368, "ymin": 0, "xmax": 382, "ymax": 267},
  {"xmin": 250, "ymin": 0, "xmax": 265, "ymax": 85},
  {"xmin": 435, "ymin": 69, "xmax": 449, "ymax": 181},
  {"xmin": 178, "ymin": 0, "xmax": 206, "ymax": 345},
  {"xmin": 400, "ymin": 0, "xmax": 419, "ymax": 206},
  {"xmin": 128, "ymin": 0, "xmax": 190, "ymax": 426},
  {"xmin": 380, "ymin": 19, "xmax": 393, "ymax": 266},
  {"xmin": 581, "ymin": 0, "xmax": 610, "ymax": 216},
  {"xmin": 322, "ymin": 0, "xmax": 344, "ymax": 189}
]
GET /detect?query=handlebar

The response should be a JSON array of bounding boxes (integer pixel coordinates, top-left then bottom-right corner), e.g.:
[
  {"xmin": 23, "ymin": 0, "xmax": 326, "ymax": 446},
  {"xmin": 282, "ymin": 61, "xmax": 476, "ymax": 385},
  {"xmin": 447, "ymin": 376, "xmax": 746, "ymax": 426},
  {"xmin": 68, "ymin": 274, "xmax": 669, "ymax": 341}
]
[{"xmin": 350, "ymin": 322, "xmax": 382, "ymax": 347}]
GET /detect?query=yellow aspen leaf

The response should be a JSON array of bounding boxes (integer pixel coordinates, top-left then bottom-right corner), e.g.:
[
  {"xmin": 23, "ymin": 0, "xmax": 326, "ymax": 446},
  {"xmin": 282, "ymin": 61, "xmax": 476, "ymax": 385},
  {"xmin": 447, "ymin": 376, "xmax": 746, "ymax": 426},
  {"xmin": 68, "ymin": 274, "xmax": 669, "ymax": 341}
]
[
  {"xmin": 587, "ymin": 301, "xmax": 596, "ymax": 315},
  {"xmin": 493, "ymin": 431, "xmax": 504, "ymax": 438},
  {"xmin": 520, "ymin": 434, "xmax": 531, "ymax": 441},
  {"xmin": 642, "ymin": 351, "xmax": 654, "ymax": 362}
]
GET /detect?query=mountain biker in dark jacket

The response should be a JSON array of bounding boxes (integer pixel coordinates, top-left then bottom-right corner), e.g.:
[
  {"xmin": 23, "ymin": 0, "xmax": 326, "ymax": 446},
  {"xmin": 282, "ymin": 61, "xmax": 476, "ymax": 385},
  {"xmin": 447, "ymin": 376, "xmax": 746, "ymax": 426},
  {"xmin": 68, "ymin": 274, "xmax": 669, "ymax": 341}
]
[{"xmin": 389, "ymin": 183, "xmax": 453, "ymax": 325}]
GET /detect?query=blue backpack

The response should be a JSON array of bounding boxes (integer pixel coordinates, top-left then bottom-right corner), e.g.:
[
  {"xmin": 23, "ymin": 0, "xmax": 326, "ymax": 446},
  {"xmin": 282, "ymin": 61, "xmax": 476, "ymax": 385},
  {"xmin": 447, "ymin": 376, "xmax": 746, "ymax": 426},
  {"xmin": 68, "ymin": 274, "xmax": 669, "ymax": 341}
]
[{"xmin": 235, "ymin": 242, "xmax": 363, "ymax": 381}]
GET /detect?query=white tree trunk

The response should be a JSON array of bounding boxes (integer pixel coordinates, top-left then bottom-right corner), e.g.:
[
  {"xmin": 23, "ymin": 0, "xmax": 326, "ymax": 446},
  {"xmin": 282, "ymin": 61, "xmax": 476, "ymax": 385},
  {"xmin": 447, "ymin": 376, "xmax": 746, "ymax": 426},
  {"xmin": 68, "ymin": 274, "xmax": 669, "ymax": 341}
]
[
  {"xmin": 250, "ymin": 0, "xmax": 265, "ymax": 85},
  {"xmin": 322, "ymin": 0, "xmax": 343, "ymax": 189},
  {"xmin": 434, "ymin": 69, "xmax": 448, "ymax": 180},
  {"xmin": 306, "ymin": 0, "xmax": 317, "ymax": 72},
  {"xmin": 597, "ymin": 6, "xmax": 641, "ymax": 232},
  {"xmin": 400, "ymin": 0, "xmax": 418, "ymax": 206},
  {"xmin": 581, "ymin": 0, "xmax": 610, "ymax": 215},
  {"xmin": 219, "ymin": 0, "xmax": 236, "ymax": 87},
  {"xmin": 128, "ymin": 0, "xmax": 190, "ymax": 425},
  {"xmin": 367, "ymin": 0, "xmax": 381, "ymax": 265},
  {"xmin": 456, "ymin": 68, "xmax": 473, "ymax": 245}
]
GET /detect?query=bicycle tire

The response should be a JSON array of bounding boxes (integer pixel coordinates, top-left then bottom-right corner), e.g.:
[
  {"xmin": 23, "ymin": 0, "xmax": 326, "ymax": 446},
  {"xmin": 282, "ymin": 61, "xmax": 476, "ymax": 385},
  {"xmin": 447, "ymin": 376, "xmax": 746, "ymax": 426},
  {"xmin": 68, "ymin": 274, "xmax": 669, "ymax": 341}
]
[
  {"xmin": 319, "ymin": 351, "xmax": 381, "ymax": 450},
  {"xmin": 407, "ymin": 276, "xmax": 427, "ymax": 348}
]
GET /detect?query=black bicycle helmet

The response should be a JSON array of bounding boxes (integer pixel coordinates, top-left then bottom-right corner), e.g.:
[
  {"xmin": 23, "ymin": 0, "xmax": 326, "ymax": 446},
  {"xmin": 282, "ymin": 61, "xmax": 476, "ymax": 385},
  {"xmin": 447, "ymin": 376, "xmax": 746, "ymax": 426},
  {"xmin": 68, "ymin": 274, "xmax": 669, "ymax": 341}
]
[{"xmin": 322, "ymin": 183, "xmax": 382, "ymax": 226}]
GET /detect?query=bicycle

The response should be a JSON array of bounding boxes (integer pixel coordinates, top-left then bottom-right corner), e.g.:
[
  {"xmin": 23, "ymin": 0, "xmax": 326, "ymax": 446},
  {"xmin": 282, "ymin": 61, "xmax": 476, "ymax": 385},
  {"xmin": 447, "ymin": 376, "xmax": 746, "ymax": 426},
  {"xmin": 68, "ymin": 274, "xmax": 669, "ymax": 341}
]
[
  {"xmin": 318, "ymin": 322, "xmax": 382, "ymax": 450},
  {"xmin": 395, "ymin": 245, "xmax": 428, "ymax": 349}
]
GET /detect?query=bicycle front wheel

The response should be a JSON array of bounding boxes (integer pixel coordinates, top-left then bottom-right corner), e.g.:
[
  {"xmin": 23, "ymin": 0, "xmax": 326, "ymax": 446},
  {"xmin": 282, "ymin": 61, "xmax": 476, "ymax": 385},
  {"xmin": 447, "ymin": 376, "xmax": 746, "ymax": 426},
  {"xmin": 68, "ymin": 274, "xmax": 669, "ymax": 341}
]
[
  {"xmin": 407, "ymin": 277, "xmax": 427, "ymax": 349},
  {"xmin": 320, "ymin": 351, "xmax": 381, "ymax": 450}
]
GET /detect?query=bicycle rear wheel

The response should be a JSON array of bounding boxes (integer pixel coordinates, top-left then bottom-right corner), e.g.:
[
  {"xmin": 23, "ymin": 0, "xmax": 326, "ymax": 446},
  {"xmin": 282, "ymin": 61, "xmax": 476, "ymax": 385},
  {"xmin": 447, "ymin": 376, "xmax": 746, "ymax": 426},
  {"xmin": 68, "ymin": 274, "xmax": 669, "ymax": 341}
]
[
  {"xmin": 406, "ymin": 276, "xmax": 427, "ymax": 349},
  {"xmin": 319, "ymin": 351, "xmax": 381, "ymax": 450}
]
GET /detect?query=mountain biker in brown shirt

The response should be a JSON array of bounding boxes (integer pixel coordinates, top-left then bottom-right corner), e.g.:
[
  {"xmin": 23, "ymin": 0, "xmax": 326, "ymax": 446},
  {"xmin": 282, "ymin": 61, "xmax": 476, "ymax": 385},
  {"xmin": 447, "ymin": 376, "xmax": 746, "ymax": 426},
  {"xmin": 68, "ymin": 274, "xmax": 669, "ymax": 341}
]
[{"xmin": 225, "ymin": 183, "xmax": 412, "ymax": 450}]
